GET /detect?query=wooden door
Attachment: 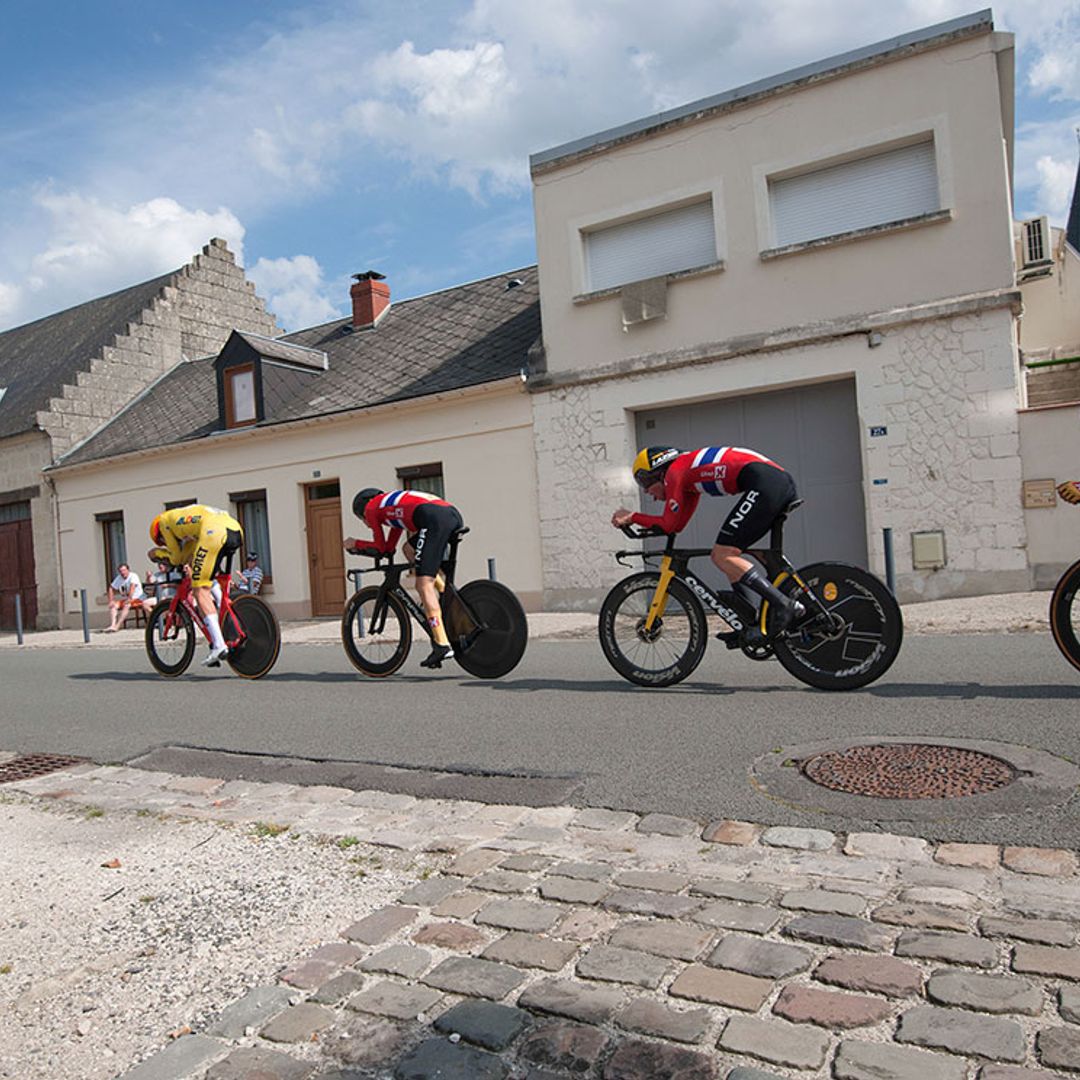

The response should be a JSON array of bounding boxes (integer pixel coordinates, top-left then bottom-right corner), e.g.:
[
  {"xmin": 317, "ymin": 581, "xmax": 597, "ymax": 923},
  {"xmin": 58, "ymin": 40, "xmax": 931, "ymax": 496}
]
[
  {"xmin": 0, "ymin": 505, "xmax": 37, "ymax": 630},
  {"xmin": 304, "ymin": 484, "xmax": 346, "ymax": 616}
]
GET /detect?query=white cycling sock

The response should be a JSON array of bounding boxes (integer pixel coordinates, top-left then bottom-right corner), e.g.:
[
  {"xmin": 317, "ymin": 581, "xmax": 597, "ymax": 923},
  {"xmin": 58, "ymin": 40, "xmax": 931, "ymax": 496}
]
[{"xmin": 204, "ymin": 612, "xmax": 226, "ymax": 651}]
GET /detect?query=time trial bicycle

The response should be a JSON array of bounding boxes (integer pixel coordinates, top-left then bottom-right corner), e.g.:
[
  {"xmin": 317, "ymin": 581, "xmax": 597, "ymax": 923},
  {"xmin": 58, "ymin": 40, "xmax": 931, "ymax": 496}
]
[
  {"xmin": 145, "ymin": 567, "xmax": 281, "ymax": 679},
  {"xmin": 342, "ymin": 527, "xmax": 527, "ymax": 679},
  {"xmin": 600, "ymin": 499, "xmax": 902, "ymax": 690}
]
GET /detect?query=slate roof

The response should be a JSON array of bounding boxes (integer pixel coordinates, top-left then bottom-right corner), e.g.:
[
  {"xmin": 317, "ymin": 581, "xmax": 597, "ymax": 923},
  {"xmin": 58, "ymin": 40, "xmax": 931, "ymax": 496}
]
[
  {"xmin": 55, "ymin": 267, "xmax": 540, "ymax": 468},
  {"xmin": 0, "ymin": 270, "xmax": 177, "ymax": 440}
]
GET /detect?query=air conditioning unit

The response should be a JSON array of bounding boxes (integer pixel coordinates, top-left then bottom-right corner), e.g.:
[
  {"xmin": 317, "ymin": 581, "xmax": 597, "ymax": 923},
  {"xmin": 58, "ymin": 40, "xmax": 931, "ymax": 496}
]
[{"xmin": 1022, "ymin": 216, "xmax": 1052, "ymax": 268}]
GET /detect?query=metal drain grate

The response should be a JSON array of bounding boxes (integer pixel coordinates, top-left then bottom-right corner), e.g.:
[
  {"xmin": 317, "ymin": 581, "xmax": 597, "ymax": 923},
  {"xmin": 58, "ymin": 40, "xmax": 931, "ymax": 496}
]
[
  {"xmin": 0, "ymin": 753, "xmax": 87, "ymax": 784},
  {"xmin": 801, "ymin": 743, "xmax": 1016, "ymax": 799}
]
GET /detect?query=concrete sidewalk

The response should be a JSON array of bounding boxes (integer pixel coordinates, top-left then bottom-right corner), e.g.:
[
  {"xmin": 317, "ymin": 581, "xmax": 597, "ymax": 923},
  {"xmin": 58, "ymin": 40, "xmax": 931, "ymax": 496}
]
[
  {"xmin": 3, "ymin": 757, "xmax": 1078, "ymax": 1079},
  {"xmin": 0, "ymin": 591, "xmax": 1056, "ymax": 650}
]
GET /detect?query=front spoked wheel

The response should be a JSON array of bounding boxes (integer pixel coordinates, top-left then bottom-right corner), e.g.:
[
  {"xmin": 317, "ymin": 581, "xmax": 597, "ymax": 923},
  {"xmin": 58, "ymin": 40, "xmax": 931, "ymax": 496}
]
[
  {"xmin": 224, "ymin": 596, "xmax": 281, "ymax": 679},
  {"xmin": 769, "ymin": 562, "xmax": 902, "ymax": 690},
  {"xmin": 145, "ymin": 603, "xmax": 195, "ymax": 677},
  {"xmin": 451, "ymin": 580, "xmax": 528, "ymax": 679},
  {"xmin": 1050, "ymin": 559, "xmax": 1080, "ymax": 674},
  {"xmin": 599, "ymin": 572, "xmax": 707, "ymax": 687},
  {"xmin": 342, "ymin": 586, "xmax": 412, "ymax": 677}
]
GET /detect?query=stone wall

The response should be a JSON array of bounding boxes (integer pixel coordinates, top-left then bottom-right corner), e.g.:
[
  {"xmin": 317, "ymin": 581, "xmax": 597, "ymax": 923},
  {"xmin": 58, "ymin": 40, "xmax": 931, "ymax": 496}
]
[
  {"xmin": 865, "ymin": 307, "xmax": 1028, "ymax": 599},
  {"xmin": 530, "ymin": 300, "xmax": 1027, "ymax": 609},
  {"xmin": 37, "ymin": 239, "xmax": 278, "ymax": 459}
]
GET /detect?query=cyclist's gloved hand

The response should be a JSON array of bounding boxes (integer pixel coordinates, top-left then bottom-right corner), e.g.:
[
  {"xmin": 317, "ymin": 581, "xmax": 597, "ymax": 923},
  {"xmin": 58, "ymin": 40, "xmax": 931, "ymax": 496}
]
[
  {"xmin": 1058, "ymin": 480, "xmax": 1080, "ymax": 506},
  {"xmin": 344, "ymin": 538, "xmax": 382, "ymax": 557}
]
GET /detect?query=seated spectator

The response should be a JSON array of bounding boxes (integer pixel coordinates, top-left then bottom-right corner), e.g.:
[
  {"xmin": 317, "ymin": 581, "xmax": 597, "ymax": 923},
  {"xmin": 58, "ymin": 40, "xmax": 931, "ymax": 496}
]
[
  {"xmin": 104, "ymin": 563, "xmax": 145, "ymax": 632},
  {"xmin": 232, "ymin": 552, "xmax": 264, "ymax": 595},
  {"xmin": 145, "ymin": 560, "xmax": 179, "ymax": 608}
]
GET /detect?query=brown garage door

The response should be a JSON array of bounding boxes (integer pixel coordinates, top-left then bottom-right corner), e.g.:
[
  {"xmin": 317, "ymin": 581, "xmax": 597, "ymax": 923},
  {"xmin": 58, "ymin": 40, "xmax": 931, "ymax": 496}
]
[
  {"xmin": 636, "ymin": 379, "xmax": 867, "ymax": 588},
  {"xmin": 0, "ymin": 502, "xmax": 37, "ymax": 630}
]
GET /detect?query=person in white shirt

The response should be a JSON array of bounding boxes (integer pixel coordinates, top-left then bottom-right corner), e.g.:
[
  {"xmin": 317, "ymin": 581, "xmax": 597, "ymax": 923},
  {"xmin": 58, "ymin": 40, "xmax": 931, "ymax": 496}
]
[{"xmin": 104, "ymin": 563, "xmax": 145, "ymax": 632}]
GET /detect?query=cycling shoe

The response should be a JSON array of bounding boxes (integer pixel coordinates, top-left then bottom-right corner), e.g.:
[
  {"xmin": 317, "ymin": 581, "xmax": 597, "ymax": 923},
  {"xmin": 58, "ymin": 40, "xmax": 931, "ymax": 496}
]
[{"xmin": 420, "ymin": 644, "xmax": 454, "ymax": 669}]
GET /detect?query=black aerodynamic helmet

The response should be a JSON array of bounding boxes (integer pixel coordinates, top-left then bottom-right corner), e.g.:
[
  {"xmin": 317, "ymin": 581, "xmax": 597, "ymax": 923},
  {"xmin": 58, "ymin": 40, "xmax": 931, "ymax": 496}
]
[{"xmin": 352, "ymin": 488, "xmax": 383, "ymax": 520}]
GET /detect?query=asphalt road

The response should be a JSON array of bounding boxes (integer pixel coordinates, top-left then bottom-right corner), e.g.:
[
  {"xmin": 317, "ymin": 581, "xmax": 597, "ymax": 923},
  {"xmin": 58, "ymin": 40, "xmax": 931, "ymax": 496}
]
[{"xmin": 2, "ymin": 633, "xmax": 1079, "ymax": 847}]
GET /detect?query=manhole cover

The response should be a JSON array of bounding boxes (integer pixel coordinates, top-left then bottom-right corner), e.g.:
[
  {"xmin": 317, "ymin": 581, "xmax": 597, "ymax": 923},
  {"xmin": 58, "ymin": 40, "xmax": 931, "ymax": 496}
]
[
  {"xmin": 801, "ymin": 743, "xmax": 1016, "ymax": 799},
  {"xmin": 0, "ymin": 753, "xmax": 87, "ymax": 784}
]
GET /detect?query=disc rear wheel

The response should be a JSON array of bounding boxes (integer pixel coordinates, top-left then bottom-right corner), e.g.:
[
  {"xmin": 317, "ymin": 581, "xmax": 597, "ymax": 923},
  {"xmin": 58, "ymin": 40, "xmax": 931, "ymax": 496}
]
[
  {"xmin": 769, "ymin": 562, "xmax": 902, "ymax": 690},
  {"xmin": 451, "ymin": 580, "xmax": 528, "ymax": 679},
  {"xmin": 224, "ymin": 596, "xmax": 281, "ymax": 679}
]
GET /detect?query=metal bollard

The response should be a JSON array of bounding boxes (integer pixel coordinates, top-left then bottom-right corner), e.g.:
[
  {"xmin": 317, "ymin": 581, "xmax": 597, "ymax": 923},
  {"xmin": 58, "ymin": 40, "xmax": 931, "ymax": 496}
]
[
  {"xmin": 80, "ymin": 589, "xmax": 90, "ymax": 643},
  {"xmin": 347, "ymin": 568, "xmax": 364, "ymax": 636},
  {"xmin": 14, "ymin": 594, "xmax": 23, "ymax": 645},
  {"xmin": 487, "ymin": 558, "xmax": 497, "ymax": 582},
  {"xmin": 883, "ymin": 527, "xmax": 896, "ymax": 595}
]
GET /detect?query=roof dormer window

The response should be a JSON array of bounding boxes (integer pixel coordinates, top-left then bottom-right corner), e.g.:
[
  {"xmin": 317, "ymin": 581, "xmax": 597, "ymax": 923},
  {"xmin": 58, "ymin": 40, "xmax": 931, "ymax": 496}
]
[{"xmin": 225, "ymin": 363, "xmax": 257, "ymax": 428}]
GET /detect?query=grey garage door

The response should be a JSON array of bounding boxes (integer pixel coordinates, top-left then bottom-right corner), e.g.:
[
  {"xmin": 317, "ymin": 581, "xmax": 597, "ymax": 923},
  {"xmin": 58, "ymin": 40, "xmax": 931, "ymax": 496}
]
[{"xmin": 635, "ymin": 379, "xmax": 867, "ymax": 586}]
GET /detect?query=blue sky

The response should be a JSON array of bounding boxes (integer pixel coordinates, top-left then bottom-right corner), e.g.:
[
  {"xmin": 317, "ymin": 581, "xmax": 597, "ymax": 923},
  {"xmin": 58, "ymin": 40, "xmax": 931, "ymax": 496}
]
[{"xmin": 1, "ymin": 1, "xmax": 1077, "ymax": 333}]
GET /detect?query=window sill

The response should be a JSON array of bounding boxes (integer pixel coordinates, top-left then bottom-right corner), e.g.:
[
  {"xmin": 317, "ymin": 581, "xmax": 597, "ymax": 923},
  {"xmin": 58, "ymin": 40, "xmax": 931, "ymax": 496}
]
[
  {"xmin": 760, "ymin": 208, "xmax": 952, "ymax": 261},
  {"xmin": 572, "ymin": 260, "xmax": 725, "ymax": 305}
]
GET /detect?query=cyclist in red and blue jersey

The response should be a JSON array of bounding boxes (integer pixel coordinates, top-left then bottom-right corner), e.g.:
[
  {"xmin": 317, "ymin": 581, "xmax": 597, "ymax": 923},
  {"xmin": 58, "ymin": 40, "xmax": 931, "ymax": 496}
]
[
  {"xmin": 611, "ymin": 446, "xmax": 805, "ymax": 633},
  {"xmin": 345, "ymin": 488, "xmax": 464, "ymax": 668}
]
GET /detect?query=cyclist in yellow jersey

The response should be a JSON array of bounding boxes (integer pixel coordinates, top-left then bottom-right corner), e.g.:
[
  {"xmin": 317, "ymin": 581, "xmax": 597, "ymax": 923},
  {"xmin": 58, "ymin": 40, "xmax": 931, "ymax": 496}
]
[{"xmin": 148, "ymin": 504, "xmax": 243, "ymax": 666}]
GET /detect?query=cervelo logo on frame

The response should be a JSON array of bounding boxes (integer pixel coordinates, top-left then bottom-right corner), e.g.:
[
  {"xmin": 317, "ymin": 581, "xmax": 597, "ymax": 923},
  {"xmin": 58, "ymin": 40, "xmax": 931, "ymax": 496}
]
[{"xmin": 684, "ymin": 575, "xmax": 744, "ymax": 630}]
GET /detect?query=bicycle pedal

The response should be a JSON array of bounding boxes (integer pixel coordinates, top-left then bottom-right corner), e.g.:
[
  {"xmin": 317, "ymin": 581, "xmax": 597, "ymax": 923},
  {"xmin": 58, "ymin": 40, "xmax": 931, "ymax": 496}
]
[{"xmin": 715, "ymin": 630, "xmax": 741, "ymax": 650}]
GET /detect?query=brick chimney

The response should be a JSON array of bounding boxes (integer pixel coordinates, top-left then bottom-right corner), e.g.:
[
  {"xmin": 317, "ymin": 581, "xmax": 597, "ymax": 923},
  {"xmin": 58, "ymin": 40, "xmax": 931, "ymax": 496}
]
[{"xmin": 350, "ymin": 271, "xmax": 390, "ymax": 329}]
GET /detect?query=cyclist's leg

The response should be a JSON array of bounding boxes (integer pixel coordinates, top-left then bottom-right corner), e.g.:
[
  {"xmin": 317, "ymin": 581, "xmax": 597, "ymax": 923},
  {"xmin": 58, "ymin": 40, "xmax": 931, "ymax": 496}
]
[
  {"xmin": 413, "ymin": 506, "xmax": 462, "ymax": 667},
  {"xmin": 712, "ymin": 465, "xmax": 803, "ymax": 633},
  {"xmin": 192, "ymin": 529, "xmax": 239, "ymax": 662}
]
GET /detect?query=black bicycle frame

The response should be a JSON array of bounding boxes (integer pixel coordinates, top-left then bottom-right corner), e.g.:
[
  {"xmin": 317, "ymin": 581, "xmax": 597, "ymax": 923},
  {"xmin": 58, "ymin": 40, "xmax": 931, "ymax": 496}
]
[
  {"xmin": 616, "ymin": 506, "xmax": 816, "ymax": 634},
  {"xmin": 351, "ymin": 528, "xmax": 480, "ymax": 641}
]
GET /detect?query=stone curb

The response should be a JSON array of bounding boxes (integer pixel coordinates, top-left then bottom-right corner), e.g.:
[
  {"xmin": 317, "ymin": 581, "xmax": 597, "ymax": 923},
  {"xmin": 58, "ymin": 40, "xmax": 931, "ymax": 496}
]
[{"xmin": 3, "ymin": 756, "xmax": 1078, "ymax": 1079}]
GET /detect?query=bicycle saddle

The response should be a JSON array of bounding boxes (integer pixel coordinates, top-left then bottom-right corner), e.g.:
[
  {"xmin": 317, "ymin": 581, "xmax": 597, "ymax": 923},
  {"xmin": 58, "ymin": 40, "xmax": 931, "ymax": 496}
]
[
  {"xmin": 780, "ymin": 498, "xmax": 804, "ymax": 516},
  {"xmin": 452, "ymin": 526, "xmax": 471, "ymax": 539}
]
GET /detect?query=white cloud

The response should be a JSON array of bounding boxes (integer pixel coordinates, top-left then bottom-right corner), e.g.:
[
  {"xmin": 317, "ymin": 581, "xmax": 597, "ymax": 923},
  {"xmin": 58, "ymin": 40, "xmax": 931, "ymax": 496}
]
[
  {"xmin": 1035, "ymin": 154, "xmax": 1078, "ymax": 221},
  {"xmin": 248, "ymin": 254, "xmax": 341, "ymax": 332},
  {"xmin": 0, "ymin": 192, "xmax": 245, "ymax": 330}
]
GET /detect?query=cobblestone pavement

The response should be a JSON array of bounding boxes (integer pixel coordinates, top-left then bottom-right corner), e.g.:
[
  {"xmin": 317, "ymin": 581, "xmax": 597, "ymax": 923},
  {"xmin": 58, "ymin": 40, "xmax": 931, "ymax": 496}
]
[{"xmin": 5, "ymin": 758, "xmax": 1080, "ymax": 1079}]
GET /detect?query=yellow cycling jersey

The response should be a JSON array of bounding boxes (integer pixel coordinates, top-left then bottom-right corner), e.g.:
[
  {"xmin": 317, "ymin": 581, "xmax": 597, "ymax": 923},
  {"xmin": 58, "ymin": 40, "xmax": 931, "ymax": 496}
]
[{"xmin": 151, "ymin": 505, "xmax": 242, "ymax": 587}]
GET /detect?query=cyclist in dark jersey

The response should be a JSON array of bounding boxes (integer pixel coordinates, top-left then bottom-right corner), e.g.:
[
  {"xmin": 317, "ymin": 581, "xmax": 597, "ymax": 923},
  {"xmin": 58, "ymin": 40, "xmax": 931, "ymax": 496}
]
[
  {"xmin": 611, "ymin": 445, "xmax": 805, "ymax": 634},
  {"xmin": 345, "ymin": 488, "xmax": 464, "ymax": 668}
]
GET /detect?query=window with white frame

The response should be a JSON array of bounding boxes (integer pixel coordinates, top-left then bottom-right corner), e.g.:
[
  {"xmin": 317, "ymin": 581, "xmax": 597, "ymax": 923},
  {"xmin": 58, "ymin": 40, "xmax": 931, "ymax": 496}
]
[
  {"xmin": 584, "ymin": 198, "xmax": 717, "ymax": 293},
  {"xmin": 769, "ymin": 139, "xmax": 939, "ymax": 249}
]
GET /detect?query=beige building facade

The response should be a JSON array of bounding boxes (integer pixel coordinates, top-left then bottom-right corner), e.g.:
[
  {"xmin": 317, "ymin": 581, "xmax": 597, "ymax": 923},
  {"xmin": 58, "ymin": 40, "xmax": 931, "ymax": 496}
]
[
  {"xmin": 528, "ymin": 11, "xmax": 1025, "ymax": 605},
  {"xmin": 50, "ymin": 383, "xmax": 543, "ymax": 624}
]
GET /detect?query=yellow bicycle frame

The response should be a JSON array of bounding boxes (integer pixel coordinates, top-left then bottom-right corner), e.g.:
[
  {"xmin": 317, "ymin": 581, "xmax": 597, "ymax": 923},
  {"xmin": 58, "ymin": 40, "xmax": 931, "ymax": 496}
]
[
  {"xmin": 643, "ymin": 555, "xmax": 677, "ymax": 631},
  {"xmin": 758, "ymin": 569, "xmax": 809, "ymax": 633}
]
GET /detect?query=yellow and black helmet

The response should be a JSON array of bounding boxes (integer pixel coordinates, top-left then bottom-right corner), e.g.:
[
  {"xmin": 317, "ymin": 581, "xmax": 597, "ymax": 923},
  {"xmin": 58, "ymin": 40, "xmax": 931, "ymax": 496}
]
[{"xmin": 632, "ymin": 446, "xmax": 681, "ymax": 489}]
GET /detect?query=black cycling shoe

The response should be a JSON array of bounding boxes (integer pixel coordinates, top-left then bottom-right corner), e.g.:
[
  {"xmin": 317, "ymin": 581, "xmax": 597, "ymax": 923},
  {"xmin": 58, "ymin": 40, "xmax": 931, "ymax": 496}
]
[
  {"xmin": 715, "ymin": 630, "xmax": 742, "ymax": 650},
  {"xmin": 770, "ymin": 600, "xmax": 806, "ymax": 636},
  {"xmin": 420, "ymin": 644, "xmax": 454, "ymax": 669}
]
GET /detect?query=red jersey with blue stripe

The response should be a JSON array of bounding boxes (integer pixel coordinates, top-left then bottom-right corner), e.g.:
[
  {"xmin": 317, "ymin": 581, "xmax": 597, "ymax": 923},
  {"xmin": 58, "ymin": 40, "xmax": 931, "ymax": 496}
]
[
  {"xmin": 630, "ymin": 446, "xmax": 782, "ymax": 534},
  {"xmin": 363, "ymin": 490, "xmax": 451, "ymax": 553}
]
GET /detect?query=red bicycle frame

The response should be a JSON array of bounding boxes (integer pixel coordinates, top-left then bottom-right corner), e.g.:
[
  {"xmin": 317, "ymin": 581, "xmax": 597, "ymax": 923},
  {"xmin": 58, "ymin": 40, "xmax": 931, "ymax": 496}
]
[{"xmin": 160, "ymin": 570, "xmax": 248, "ymax": 651}]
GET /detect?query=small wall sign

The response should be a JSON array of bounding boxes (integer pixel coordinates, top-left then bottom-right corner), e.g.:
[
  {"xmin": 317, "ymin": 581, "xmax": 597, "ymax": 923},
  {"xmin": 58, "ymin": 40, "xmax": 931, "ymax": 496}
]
[
  {"xmin": 869, "ymin": 425, "xmax": 887, "ymax": 437},
  {"xmin": 872, "ymin": 478, "xmax": 888, "ymax": 486},
  {"xmin": 1023, "ymin": 478, "xmax": 1057, "ymax": 509}
]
